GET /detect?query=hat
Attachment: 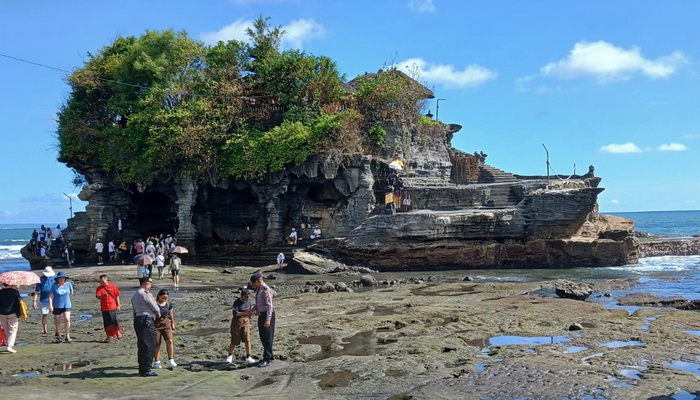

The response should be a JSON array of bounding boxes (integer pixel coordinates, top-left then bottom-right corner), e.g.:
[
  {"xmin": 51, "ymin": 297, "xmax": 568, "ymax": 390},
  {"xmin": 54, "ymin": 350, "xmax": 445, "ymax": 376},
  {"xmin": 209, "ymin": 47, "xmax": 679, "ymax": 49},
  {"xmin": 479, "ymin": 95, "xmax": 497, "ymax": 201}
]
[
  {"xmin": 42, "ymin": 266, "xmax": 56, "ymax": 277},
  {"xmin": 292, "ymin": 228, "xmax": 296, "ymax": 231},
  {"xmin": 55, "ymin": 271, "xmax": 69, "ymax": 279},
  {"xmin": 250, "ymin": 272, "xmax": 262, "ymax": 283},
  {"xmin": 240, "ymin": 287, "xmax": 250, "ymax": 295},
  {"xmin": 139, "ymin": 277, "xmax": 152, "ymax": 285}
]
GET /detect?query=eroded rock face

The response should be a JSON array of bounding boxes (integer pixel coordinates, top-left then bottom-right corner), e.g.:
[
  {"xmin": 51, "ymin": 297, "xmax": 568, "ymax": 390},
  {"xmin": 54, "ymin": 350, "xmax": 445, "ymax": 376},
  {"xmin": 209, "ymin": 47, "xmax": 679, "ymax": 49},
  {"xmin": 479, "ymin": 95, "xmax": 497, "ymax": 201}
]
[{"xmin": 60, "ymin": 116, "xmax": 638, "ymax": 269}]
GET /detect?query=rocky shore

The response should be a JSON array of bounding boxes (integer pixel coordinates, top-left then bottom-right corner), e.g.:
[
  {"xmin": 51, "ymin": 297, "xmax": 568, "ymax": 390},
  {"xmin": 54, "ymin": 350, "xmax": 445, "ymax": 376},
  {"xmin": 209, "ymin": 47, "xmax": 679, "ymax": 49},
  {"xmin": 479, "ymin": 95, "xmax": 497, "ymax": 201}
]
[{"xmin": 2, "ymin": 263, "xmax": 700, "ymax": 399}]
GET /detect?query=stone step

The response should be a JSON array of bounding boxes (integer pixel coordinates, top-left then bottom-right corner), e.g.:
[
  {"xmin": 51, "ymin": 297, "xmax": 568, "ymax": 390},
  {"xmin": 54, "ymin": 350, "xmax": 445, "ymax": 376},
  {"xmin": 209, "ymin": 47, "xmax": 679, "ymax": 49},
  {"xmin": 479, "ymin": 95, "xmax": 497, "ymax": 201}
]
[{"xmin": 478, "ymin": 165, "xmax": 517, "ymax": 183}]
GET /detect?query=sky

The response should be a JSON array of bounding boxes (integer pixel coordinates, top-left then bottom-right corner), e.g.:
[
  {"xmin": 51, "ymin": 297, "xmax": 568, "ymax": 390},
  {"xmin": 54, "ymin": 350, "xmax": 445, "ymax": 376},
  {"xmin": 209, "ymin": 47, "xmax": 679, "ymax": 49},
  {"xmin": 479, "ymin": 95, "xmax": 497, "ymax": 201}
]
[{"xmin": 1, "ymin": 0, "xmax": 699, "ymax": 225}]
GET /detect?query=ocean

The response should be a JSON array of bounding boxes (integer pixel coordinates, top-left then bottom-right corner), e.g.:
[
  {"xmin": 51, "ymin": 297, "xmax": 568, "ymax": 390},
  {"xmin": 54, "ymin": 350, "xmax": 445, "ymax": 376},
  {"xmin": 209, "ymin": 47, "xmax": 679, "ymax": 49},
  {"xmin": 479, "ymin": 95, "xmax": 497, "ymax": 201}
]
[{"xmin": 2, "ymin": 212, "xmax": 700, "ymax": 302}]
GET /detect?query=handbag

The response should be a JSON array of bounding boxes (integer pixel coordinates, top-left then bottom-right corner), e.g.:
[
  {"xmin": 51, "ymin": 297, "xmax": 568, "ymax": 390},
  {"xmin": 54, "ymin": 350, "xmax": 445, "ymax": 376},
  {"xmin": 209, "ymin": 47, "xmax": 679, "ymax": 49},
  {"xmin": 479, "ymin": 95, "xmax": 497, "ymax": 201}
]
[
  {"xmin": 0, "ymin": 324, "xmax": 5, "ymax": 346},
  {"xmin": 18, "ymin": 299, "xmax": 29, "ymax": 321}
]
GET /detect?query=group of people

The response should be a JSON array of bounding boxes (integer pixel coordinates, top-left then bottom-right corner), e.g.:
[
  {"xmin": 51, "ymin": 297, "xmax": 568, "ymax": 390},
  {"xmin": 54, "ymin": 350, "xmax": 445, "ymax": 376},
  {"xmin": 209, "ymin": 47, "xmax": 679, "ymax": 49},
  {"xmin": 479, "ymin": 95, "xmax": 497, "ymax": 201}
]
[
  {"xmin": 133, "ymin": 272, "xmax": 276, "ymax": 377},
  {"xmin": 1, "ymin": 265, "xmax": 276, "ymax": 378},
  {"xmin": 28, "ymin": 224, "xmax": 73, "ymax": 264},
  {"xmin": 286, "ymin": 225, "xmax": 322, "ymax": 245},
  {"xmin": 95, "ymin": 235, "xmax": 183, "ymax": 288}
]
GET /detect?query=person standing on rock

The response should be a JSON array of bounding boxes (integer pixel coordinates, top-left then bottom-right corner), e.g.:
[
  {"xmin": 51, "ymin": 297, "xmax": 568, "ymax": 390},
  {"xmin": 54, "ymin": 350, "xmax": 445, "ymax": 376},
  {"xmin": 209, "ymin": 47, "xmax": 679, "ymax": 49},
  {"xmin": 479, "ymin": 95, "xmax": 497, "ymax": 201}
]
[
  {"xmin": 226, "ymin": 287, "xmax": 255, "ymax": 365},
  {"xmin": 95, "ymin": 274, "xmax": 122, "ymax": 342},
  {"xmin": 250, "ymin": 272, "xmax": 275, "ymax": 368},
  {"xmin": 131, "ymin": 277, "xmax": 160, "ymax": 377},
  {"xmin": 276, "ymin": 253, "xmax": 284, "ymax": 271}
]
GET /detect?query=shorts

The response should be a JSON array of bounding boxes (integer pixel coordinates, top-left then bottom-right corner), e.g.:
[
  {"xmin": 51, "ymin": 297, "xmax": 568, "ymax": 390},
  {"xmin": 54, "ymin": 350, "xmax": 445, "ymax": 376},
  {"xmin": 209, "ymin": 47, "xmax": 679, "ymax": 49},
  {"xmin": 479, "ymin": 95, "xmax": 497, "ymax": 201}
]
[
  {"xmin": 52, "ymin": 308, "xmax": 70, "ymax": 315},
  {"xmin": 171, "ymin": 269, "xmax": 180, "ymax": 277},
  {"xmin": 230, "ymin": 318, "xmax": 250, "ymax": 345},
  {"xmin": 40, "ymin": 304, "xmax": 50, "ymax": 315},
  {"xmin": 155, "ymin": 318, "xmax": 173, "ymax": 342}
]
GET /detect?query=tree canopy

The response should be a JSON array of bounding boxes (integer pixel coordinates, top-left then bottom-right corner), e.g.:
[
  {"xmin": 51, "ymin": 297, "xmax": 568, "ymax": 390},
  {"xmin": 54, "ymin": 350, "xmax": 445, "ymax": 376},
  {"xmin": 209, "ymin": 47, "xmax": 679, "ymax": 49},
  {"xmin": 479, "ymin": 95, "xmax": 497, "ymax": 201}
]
[{"xmin": 57, "ymin": 17, "xmax": 428, "ymax": 187}]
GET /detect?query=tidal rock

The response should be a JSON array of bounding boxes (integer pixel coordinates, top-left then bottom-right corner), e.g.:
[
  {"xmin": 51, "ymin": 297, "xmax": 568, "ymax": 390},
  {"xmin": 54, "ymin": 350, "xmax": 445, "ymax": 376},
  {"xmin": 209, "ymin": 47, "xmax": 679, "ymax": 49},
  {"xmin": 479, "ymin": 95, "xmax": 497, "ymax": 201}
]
[
  {"xmin": 554, "ymin": 280, "xmax": 593, "ymax": 301},
  {"xmin": 317, "ymin": 281, "xmax": 336, "ymax": 293},
  {"xmin": 568, "ymin": 323, "xmax": 584, "ymax": 331},
  {"xmin": 360, "ymin": 275, "xmax": 378, "ymax": 287}
]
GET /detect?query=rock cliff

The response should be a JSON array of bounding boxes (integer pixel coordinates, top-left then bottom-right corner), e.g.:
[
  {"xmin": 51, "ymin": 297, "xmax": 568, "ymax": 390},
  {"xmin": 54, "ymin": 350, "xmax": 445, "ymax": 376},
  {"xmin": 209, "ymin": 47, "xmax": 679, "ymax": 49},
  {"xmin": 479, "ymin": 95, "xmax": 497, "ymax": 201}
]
[{"xmin": 60, "ymin": 113, "xmax": 638, "ymax": 270}]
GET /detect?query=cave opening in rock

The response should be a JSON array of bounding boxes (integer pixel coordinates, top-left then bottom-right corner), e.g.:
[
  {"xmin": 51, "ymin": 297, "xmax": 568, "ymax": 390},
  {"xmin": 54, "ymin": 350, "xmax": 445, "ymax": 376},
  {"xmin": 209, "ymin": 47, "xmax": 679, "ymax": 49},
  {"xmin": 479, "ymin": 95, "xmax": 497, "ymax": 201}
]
[
  {"xmin": 307, "ymin": 182, "xmax": 345, "ymax": 207},
  {"xmin": 128, "ymin": 191, "xmax": 178, "ymax": 238},
  {"xmin": 205, "ymin": 186, "xmax": 261, "ymax": 243}
]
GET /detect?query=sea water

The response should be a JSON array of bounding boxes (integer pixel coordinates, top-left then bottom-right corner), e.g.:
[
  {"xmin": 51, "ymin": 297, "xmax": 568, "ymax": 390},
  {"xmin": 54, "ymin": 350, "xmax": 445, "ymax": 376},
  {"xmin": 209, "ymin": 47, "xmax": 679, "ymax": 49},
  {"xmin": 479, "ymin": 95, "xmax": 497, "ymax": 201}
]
[{"xmin": 0, "ymin": 223, "xmax": 59, "ymax": 272}]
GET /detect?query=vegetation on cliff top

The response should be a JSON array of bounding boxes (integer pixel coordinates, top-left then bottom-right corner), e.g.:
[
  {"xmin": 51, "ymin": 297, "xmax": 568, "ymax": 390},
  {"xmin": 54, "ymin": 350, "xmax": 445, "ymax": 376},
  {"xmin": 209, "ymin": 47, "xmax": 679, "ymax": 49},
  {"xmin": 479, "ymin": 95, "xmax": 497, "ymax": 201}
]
[{"xmin": 57, "ymin": 17, "xmax": 432, "ymax": 187}]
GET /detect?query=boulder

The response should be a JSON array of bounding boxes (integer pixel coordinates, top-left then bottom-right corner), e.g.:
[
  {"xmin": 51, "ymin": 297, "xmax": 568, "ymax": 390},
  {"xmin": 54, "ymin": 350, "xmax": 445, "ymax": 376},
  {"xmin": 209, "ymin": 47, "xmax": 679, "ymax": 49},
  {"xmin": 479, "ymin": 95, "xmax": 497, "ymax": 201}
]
[
  {"xmin": 554, "ymin": 280, "xmax": 593, "ymax": 301},
  {"xmin": 317, "ymin": 281, "xmax": 336, "ymax": 293},
  {"xmin": 360, "ymin": 275, "xmax": 377, "ymax": 287}
]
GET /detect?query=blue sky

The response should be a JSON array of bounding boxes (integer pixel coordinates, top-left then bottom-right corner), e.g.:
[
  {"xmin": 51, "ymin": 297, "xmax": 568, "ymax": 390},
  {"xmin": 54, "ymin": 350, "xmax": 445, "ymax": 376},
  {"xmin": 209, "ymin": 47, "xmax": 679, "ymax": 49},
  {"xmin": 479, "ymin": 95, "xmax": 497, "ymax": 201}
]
[{"xmin": 1, "ymin": 0, "xmax": 699, "ymax": 224}]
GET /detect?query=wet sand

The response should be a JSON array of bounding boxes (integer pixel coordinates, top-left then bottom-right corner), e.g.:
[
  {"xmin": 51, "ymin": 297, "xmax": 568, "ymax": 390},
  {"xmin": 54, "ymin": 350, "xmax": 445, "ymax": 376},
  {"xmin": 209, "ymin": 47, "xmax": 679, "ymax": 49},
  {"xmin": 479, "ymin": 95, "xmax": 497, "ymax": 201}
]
[{"xmin": 1, "ymin": 263, "xmax": 700, "ymax": 399}]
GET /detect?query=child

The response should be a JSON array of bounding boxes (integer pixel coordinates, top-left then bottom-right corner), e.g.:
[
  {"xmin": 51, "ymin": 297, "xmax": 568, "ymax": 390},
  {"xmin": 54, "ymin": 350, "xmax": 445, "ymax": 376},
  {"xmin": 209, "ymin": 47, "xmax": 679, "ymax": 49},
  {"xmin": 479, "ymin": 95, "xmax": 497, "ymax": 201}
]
[{"xmin": 226, "ymin": 288, "xmax": 255, "ymax": 365}]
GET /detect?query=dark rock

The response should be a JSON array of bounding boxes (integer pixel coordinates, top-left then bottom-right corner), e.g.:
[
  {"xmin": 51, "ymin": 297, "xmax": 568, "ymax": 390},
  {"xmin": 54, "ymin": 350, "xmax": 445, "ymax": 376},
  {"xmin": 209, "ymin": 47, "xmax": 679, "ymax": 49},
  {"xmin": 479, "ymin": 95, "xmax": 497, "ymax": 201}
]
[
  {"xmin": 360, "ymin": 275, "xmax": 377, "ymax": 287},
  {"xmin": 554, "ymin": 280, "xmax": 593, "ymax": 301},
  {"xmin": 463, "ymin": 276, "xmax": 474, "ymax": 281},
  {"xmin": 568, "ymin": 323, "xmax": 584, "ymax": 331},
  {"xmin": 317, "ymin": 282, "xmax": 336, "ymax": 293}
]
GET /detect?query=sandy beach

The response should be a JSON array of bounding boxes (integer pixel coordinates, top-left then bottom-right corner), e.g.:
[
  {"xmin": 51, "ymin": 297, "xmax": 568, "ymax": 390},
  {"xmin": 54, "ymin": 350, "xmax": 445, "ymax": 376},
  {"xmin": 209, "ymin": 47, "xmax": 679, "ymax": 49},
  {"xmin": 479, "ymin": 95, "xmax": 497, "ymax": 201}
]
[{"xmin": 1, "ymin": 263, "xmax": 700, "ymax": 399}]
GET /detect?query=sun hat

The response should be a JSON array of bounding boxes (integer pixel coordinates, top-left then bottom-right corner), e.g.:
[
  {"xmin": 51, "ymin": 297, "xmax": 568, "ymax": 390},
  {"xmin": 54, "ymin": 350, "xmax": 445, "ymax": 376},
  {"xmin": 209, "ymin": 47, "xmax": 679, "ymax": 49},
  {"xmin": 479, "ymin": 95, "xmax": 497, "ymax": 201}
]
[
  {"xmin": 55, "ymin": 271, "xmax": 69, "ymax": 279},
  {"xmin": 42, "ymin": 266, "xmax": 56, "ymax": 277}
]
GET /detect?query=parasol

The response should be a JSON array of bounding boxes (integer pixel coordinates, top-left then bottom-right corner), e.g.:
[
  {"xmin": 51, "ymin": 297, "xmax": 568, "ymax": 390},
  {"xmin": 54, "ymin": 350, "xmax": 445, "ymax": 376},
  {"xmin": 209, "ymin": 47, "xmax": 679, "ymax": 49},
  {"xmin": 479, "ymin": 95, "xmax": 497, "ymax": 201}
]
[
  {"xmin": 134, "ymin": 254, "xmax": 155, "ymax": 266},
  {"xmin": 0, "ymin": 270, "xmax": 41, "ymax": 286},
  {"xmin": 388, "ymin": 160, "xmax": 404, "ymax": 171},
  {"xmin": 171, "ymin": 246, "xmax": 189, "ymax": 254}
]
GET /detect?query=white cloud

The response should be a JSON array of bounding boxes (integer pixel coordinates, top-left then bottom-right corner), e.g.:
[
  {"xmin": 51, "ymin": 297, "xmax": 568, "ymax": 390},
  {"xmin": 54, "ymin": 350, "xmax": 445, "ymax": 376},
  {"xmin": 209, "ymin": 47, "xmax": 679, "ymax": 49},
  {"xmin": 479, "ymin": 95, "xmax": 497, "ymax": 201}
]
[
  {"xmin": 200, "ymin": 18, "xmax": 250, "ymax": 45},
  {"xmin": 599, "ymin": 142, "xmax": 643, "ymax": 154},
  {"xmin": 282, "ymin": 19, "xmax": 326, "ymax": 49},
  {"xmin": 610, "ymin": 199, "xmax": 620, "ymax": 204},
  {"xmin": 658, "ymin": 142, "xmax": 687, "ymax": 151},
  {"xmin": 200, "ymin": 18, "xmax": 325, "ymax": 49},
  {"xmin": 681, "ymin": 133, "xmax": 700, "ymax": 140},
  {"xmin": 396, "ymin": 58, "xmax": 497, "ymax": 89},
  {"xmin": 408, "ymin": 0, "xmax": 436, "ymax": 13},
  {"xmin": 541, "ymin": 41, "xmax": 688, "ymax": 82}
]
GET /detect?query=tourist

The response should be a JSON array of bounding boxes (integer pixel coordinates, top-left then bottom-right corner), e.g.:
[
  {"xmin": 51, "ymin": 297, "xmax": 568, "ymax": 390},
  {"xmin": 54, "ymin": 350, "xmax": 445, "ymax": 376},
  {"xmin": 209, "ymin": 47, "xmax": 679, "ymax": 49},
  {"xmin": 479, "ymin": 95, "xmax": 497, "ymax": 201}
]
[
  {"xmin": 95, "ymin": 274, "xmax": 122, "ymax": 342},
  {"xmin": 46, "ymin": 227, "xmax": 53, "ymax": 247},
  {"xmin": 108, "ymin": 240, "xmax": 116, "ymax": 263},
  {"xmin": 54, "ymin": 224, "xmax": 62, "ymax": 240},
  {"xmin": 95, "ymin": 239, "xmax": 104, "ymax": 265},
  {"xmin": 134, "ymin": 239, "xmax": 144, "ymax": 255},
  {"xmin": 39, "ymin": 225, "xmax": 46, "ymax": 242},
  {"xmin": 0, "ymin": 282, "xmax": 21, "ymax": 353},
  {"xmin": 250, "ymin": 272, "xmax": 275, "ymax": 367},
  {"xmin": 118, "ymin": 240, "xmax": 128, "ymax": 264},
  {"xmin": 156, "ymin": 253, "xmax": 165, "ymax": 279},
  {"xmin": 311, "ymin": 225, "xmax": 322, "ymax": 239},
  {"xmin": 169, "ymin": 253, "xmax": 181, "ymax": 289},
  {"xmin": 288, "ymin": 228, "xmax": 298, "ymax": 245},
  {"xmin": 153, "ymin": 289, "xmax": 177, "ymax": 369},
  {"xmin": 276, "ymin": 252, "xmax": 284, "ymax": 271},
  {"xmin": 49, "ymin": 271, "xmax": 74, "ymax": 343},
  {"xmin": 131, "ymin": 277, "xmax": 160, "ymax": 377},
  {"xmin": 226, "ymin": 287, "xmax": 255, "ymax": 365},
  {"xmin": 32, "ymin": 266, "xmax": 56, "ymax": 337}
]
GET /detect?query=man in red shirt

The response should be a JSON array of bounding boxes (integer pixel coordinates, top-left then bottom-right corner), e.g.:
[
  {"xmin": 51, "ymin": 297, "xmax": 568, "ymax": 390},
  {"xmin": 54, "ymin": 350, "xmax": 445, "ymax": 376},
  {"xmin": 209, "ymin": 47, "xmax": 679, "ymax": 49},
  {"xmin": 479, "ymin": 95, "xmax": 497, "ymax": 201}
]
[{"xmin": 95, "ymin": 274, "xmax": 122, "ymax": 342}]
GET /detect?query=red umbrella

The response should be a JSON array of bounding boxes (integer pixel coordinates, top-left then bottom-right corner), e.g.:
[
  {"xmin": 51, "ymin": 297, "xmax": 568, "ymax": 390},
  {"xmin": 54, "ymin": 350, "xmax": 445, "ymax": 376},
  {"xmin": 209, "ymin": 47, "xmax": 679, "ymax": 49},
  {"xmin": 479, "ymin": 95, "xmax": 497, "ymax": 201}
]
[
  {"xmin": 0, "ymin": 270, "xmax": 41, "ymax": 286},
  {"xmin": 134, "ymin": 254, "xmax": 155, "ymax": 266}
]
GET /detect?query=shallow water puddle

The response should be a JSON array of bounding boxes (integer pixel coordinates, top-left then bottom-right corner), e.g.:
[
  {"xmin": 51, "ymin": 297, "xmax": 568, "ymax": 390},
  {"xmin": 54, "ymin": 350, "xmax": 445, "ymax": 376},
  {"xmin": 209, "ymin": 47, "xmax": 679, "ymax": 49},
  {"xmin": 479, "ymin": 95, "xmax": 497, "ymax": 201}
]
[
  {"xmin": 670, "ymin": 391, "xmax": 700, "ymax": 400},
  {"xmin": 604, "ymin": 377, "xmax": 632, "ymax": 388},
  {"xmin": 249, "ymin": 378, "xmax": 275, "ymax": 391},
  {"xmin": 683, "ymin": 330, "xmax": 700, "ymax": 337},
  {"xmin": 13, "ymin": 371, "xmax": 40, "ymax": 378},
  {"xmin": 488, "ymin": 335, "xmax": 571, "ymax": 347},
  {"xmin": 667, "ymin": 360, "xmax": 700, "ymax": 376},
  {"xmin": 301, "ymin": 331, "xmax": 378, "ymax": 361},
  {"xmin": 73, "ymin": 313, "xmax": 93, "ymax": 323},
  {"xmin": 565, "ymin": 346, "xmax": 588, "ymax": 353},
  {"xmin": 599, "ymin": 340, "xmax": 645, "ymax": 348},
  {"xmin": 314, "ymin": 370, "xmax": 358, "ymax": 390},
  {"xmin": 641, "ymin": 316, "xmax": 658, "ymax": 330}
]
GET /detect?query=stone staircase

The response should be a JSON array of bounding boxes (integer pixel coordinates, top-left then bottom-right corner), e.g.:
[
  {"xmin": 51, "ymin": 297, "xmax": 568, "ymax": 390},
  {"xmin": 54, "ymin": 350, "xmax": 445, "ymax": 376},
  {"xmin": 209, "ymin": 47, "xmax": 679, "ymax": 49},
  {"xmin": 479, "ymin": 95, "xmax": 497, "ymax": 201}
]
[
  {"xmin": 481, "ymin": 183, "xmax": 523, "ymax": 208},
  {"xmin": 197, "ymin": 241, "xmax": 308, "ymax": 268},
  {"xmin": 478, "ymin": 164, "xmax": 517, "ymax": 183}
]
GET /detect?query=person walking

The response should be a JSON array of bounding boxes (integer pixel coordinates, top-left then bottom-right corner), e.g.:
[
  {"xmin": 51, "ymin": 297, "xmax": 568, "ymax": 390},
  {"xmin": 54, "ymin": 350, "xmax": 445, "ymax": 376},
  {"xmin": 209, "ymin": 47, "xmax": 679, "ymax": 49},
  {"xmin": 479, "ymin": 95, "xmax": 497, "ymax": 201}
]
[
  {"xmin": 131, "ymin": 277, "xmax": 160, "ymax": 377},
  {"xmin": 156, "ymin": 254, "xmax": 165, "ymax": 280},
  {"xmin": 95, "ymin": 274, "xmax": 122, "ymax": 342},
  {"xmin": 32, "ymin": 266, "xmax": 56, "ymax": 337},
  {"xmin": 169, "ymin": 254, "xmax": 181, "ymax": 289},
  {"xmin": 226, "ymin": 288, "xmax": 255, "ymax": 365},
  {"xmin": 250, "ymin": 273, "xmax": 275, "ymax": 367},
  {"xmin": 0, "ymin": 283, "xmax": 21, "ymax": 353},
  {"xmin": 48, "ymin": 271, "xmax": 74, "ymax": 342},
  {"xmin": 153, "ymin": 289, "xmax": 177, "ymax": 369}
]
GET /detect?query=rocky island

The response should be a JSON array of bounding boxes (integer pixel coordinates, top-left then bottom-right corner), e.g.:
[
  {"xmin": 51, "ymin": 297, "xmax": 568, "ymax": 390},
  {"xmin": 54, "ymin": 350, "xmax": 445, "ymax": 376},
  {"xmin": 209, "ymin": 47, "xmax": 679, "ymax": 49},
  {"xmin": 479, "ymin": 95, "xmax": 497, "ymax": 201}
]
[{"xmin": 45, "ymin": 22, "xmax": 638, "ymax": 271}]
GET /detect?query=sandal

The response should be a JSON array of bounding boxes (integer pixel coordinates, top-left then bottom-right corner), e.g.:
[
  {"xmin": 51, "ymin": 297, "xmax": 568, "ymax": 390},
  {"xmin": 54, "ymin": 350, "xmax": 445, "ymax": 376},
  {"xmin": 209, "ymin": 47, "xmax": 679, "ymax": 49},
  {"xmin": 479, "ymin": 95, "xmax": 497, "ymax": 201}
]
[
  {"xmin": 64, "ymin": 337, "xmax": 73, "ymax": 343},
  {"xmin": 42, "ymin": 332, "xmax": 48, "ymax": 337},
  {"xmin": 54, "ymin": 336, "xmax": 62, "ymax": 343}
]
